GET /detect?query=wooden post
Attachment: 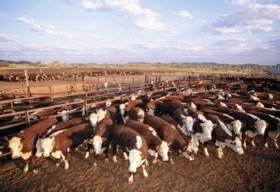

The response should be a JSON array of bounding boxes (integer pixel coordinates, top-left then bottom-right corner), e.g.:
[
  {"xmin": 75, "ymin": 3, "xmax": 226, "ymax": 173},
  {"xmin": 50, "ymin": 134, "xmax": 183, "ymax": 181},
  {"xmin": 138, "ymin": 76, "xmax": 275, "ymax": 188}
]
[{"xmin": 24, "ymin": 70, "xmax": 31, "ymax": 96}]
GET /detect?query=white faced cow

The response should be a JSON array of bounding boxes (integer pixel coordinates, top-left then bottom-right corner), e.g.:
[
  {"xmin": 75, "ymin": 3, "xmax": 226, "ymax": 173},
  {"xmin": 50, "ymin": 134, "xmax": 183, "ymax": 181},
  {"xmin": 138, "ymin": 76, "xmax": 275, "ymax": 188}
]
[{"xmin": 112, "ymin": 125, "xmax": 149, "ymax": 184}]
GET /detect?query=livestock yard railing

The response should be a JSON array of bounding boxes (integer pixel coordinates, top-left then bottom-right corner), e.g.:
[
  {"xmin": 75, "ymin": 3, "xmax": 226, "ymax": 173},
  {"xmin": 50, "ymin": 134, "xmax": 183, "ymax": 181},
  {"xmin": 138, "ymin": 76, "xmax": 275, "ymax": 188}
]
[{"xmin": 1, "ymin": 74, "xmax": 279, "ymax": 136}]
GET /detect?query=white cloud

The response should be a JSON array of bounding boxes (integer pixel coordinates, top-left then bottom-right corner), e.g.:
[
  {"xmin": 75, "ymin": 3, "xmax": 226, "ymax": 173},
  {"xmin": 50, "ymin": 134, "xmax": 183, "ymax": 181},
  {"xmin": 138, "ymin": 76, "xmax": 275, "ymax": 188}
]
[
  {"xmin": 174, "ymin": 10, "xmax": 193, "ymax": 19},
  {"xmin": 76, "ymin": 0, "xmax": 170, "ymax": 33},
  {"xmin": 204, "ymin": 0, "xmax": 280, "ymax": 34},
  {"xmin": 0, "ymin": 34, "xmax": 17, "ymax": 42},
  {"xmin": 15, "ymin": 16, "xmax": 76, "ymax": 39},
  {"xmin": 80, "ymin": 0, "xmax": 102, "ymax": 10}
]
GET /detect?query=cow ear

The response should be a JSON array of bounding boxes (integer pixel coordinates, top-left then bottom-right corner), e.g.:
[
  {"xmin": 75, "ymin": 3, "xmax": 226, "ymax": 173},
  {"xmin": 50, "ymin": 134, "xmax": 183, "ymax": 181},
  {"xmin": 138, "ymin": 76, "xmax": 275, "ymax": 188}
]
[
  {"xmin": 180, "ymin": 114, "xmax": 186, "ymax": 119},
  {"xmin": 213, "ymin": 124, "xmax": 218, "ymax": 128},
  {"xmin": 168, "ymin": 142, "xmax": 172, "ymax": 146},
  {"xmin": 102, "ymin": 138, "xmax": 107, "ymax": 142}
]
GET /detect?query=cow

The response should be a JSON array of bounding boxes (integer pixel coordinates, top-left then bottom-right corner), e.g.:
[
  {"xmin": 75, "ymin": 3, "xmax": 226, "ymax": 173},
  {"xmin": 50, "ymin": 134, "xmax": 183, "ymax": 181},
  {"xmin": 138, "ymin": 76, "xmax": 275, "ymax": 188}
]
[
  {"xmin": 200, "ymin": 108, "xmax": 242, "ymax": 137},
  {"xmin": 246, "ymin": 111, "xmax": 280, "ymax": 149},
  {"xmin": 89, "ymin": 117, "xmax": 114, "ymax": 166},
  {"xmin": 145, "ymin": 100, "xmax": 163, "ymax": 116},
  {"xmin": 8, "ymin": 116, "xmax": 58, "ymax": 173},
  {"xmin": 207, "ymin": 107, "xmax": 267, "ymax": 148},
  {"xmin": 144, "ymin": 115, "xmax": 194, "ymax": 163},
  {"xmin": 37, "ymin": 122, "xmax": 93, "ymax": 170},
  {"xmin": 111, "ymin": 125, "xmax": 149, "ymax": 184},
  {"xmin": 203, "ymin": 114, "xmax": 244, "ymax": 158},
  {"xmin": 187, "ymin": 110, "xmax": 214, "ymax": 157},
  {"xmin": 124, "ymin": 119, "xmax": 169, "ymax": 164}
]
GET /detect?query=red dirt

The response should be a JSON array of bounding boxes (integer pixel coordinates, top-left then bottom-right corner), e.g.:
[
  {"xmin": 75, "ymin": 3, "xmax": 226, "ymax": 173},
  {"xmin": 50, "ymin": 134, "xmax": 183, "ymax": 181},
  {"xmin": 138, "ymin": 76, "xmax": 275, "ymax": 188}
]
[{"xmin": 0, "ymin": 138, "xmax": 279, "ymax": 192}]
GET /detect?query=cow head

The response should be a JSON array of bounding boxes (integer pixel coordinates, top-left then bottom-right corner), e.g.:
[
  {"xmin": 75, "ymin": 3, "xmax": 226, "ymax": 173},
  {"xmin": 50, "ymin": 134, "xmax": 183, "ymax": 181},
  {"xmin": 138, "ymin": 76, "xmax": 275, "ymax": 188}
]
[
  {"xmin": 158, "ymin": 141, "xmax": 169, "ymax": 161},
  {"xmin": 147, "ymin": 108, "xmax": 154, "ymax": 115},
  {"xmin": 128, "ymin": 149, "xmax": 145, "ymax": 173},
  {"xmin": 92, "ymin": 135, "xmax": 105, "ymax": 155},
  {"xmin": 254, "ymin": 119, "xmax": 267, "ymax": 135},
  {"xmin": 105, "ymin": 100, "xmax": 112, "ymax": 107},
  {"xmin": 182, "ymin": 115, "xmax": 194, "ymax": 134},
  {"xmin": 96, "ymin": 109, "xmax": 106, "ymax": 122},
  {"xmin": 225, "ymin": 137, "xmax": 244, "ymax": 155},
  {"xmin": 89, "ymin": 113, "xmax": 98, "ymax": 128},
  {"xmin": 229, "ymin": 120, "xmax": 242, "ymax": 136},
  {"xmin": 119, "ymin": 104, "xmax": 126, "ymax": 116},
  {"xmin": 137, "ymin": 109, "xmax": 145, "ymax": 123},
  {"xmin": 8, "ymin": 136, "xmax": 23, "ymax": 159},
  {"xmin": 35, "ymin": 138, "xmax": 43, "ymax": 157},
  {"xmin": 199, "ymin": 120, "xmax": 214, "ymax": 141},
  {"xmin": 58, "ymin": 110, "xmax": 70, "ymax": 122},
  {"xmin": 41, "ymin": 137, "xmax": 55, "ymax": 157},
  {"xmin": 128, "ymin": 136, "xmax": 145, "ymax": 173}
]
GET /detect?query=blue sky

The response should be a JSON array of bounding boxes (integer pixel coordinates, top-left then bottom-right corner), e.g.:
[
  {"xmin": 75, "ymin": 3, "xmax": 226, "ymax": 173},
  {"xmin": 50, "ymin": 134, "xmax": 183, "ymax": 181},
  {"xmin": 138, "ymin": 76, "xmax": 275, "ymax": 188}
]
[{"xmin": 0, "ymin": 0, "xmax": 279, "ymax": 64}]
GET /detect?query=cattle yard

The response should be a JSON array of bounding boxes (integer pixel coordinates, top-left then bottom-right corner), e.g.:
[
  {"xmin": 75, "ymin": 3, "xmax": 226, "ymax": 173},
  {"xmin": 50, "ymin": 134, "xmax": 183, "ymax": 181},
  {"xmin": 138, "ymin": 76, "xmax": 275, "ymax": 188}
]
[{"xmin": 0, "ymin": 67, "xmax": 280, "ymax": 191}]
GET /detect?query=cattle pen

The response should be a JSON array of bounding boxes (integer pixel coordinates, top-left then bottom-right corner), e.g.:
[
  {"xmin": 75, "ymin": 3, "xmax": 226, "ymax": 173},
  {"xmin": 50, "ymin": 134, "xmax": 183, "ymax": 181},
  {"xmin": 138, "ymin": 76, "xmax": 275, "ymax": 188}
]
[{"xmin": 0, "ymin": 72, "xmax": 279, "ymax": 192}]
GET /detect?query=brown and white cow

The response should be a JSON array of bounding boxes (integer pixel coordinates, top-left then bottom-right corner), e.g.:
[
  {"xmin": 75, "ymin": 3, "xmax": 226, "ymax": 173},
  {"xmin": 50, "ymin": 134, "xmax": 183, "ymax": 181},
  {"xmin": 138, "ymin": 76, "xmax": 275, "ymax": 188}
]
[
  {"xmin": 37, "ymin": 122, "xmax": 93, "ymax": 170},
  {"xmin": 208, "ymin": 107, "xmax": 267, "ymax": 148},
  {"xmin": 144, "ymin": 115, "xmax": 194, "ymax": 163},
  {"xmin": 187, "ymin": 110, "xmax": 214, "ymax": 157},
  {"xmin": 246, "ymin": 111, "xmax": 280, "ymax": 149},
  {"xmin": 200, "ymin": 108, "xmax": 242, "ymax": 137},
  {"xmin": 203, "ymin": 114, "xmax": 244, "ymax": 158},
  {"xmin": 112, "ymin": 124, "xmax": 149, "ymax": 184},
  {"xmin": 125, "ymin": 119, "xmax": 169, "ymax": 163},
  {"xmin": 89, "ymin": 117, "xmax": 114, "ymax": 166},
  {"xmin": 8, "ymin": 116, "xmax": 58, "ymax": 173}
]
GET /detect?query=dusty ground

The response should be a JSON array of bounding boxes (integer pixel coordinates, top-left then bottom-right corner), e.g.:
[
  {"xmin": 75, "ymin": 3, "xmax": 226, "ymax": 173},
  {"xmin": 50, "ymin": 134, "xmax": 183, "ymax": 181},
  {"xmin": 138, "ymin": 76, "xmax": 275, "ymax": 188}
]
[{"xmin": 0, "ymin": 138, "xmax": 279, "ymax": 192}]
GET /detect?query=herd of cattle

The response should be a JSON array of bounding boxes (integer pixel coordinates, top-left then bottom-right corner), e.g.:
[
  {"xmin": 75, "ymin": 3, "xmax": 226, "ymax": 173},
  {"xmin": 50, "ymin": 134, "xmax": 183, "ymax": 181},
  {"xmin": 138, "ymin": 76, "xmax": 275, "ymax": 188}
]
[
  {"xmin": 5, "ymin": 81, "xmax": 280, "ymax": 184},
  {"xmin": 0, "ymin": 70, "xmax": 144, "ymax": 83}
]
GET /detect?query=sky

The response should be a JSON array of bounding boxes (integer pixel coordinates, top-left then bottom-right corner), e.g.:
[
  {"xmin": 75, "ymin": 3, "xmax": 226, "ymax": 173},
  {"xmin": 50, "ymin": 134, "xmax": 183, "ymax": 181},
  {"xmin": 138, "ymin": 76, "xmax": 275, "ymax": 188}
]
[{"xmin": 0, "ymin": 0, "xmax": 280, "ymax": 65}]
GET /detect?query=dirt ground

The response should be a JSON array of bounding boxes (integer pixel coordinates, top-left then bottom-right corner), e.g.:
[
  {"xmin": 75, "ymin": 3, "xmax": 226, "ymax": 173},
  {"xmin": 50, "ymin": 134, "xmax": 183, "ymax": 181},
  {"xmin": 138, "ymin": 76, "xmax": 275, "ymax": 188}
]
[{"xmin": 0, "ymin": 137, "xmax": 279, "ymax": 192}]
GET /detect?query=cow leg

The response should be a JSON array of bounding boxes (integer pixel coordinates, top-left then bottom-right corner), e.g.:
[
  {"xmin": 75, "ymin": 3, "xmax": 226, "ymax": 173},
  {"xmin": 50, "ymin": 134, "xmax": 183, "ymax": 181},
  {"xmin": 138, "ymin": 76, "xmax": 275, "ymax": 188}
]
[
  {"xmin": 217, "ymin": 147, "xmax": 224, "ymax": 159},
  {"xmin": 203, "ymin": 143, "xmax": 209, "ymax": 157},
  {"xmin": 128, "ymin": 173, "xmax": 134, "ymax": 184},
  {"xmin": 61, "ymin": 152, "xmax": 69, "ymax": 170},
  {"xmin": 92, "ymin": 152, "xmax": 97, "ymax": 167},
  {"xmin": 30, "ymin": 156, "xmax": 39, "ymax": 174},
  {"xmin": 123, "ymin": 152, "xmax": 128, "ymax": 160},
  {"xmin": 250, "ymin": 138, "xmax": 256, "ymax": 147},
  {"xmin": 142, "ymin": 164, "xmax": 148, "ymax": 178},
  {"xmin": 182, "ymin": 150, "xmax": 194, "ymax": 161},
  {"xmin": 104, "ymin": 145, "xmax": 110, "ymax": 163},
  {"xmin": 112, "ymin": 142, "xmax": 118, "ymax": 163},
  {"xmin": 152, "ymin": 152, "xmax": 158, "ymax": 164},
  {"xmin": 84, "ymin": 142, "xmax": 92, "ymax": 159},
  {"xmin": 274, "ymin": 139, "xmax": 279, "ymax": 149},
  {"xmin": 23, "ymin": 161, "xmax": 29, "ymax": 173},
  {"xmin": 264, "ymin": 129, "xmax": 269, "ymax": 148}
]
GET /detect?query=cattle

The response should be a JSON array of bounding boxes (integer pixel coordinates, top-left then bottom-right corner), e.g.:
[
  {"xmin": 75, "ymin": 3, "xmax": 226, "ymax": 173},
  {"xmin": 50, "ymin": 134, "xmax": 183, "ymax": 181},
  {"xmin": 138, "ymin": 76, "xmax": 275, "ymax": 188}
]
[
  {"xmin": 119, "ymin": 102, "xmax": 145, "ymax": 123},
  {"xmin": 160, "ymin": 100, "xmax": 187, "ymax": 116},
  {"xmin": 200, "ymin": 108, "xmax": 242, "ymax": 137},
  {"xmin": 8, "ymin": 116, "xmax": 58, "ymax": 173},
  {"xmin": 145, "ymin": 100, "xmax": 163, "ymax": 115},
  {"xmin": 124, "ymin": 119, "xmax": 169, "ymax": 164},
  {"xmin": 159, "ymin": 114, "xmax": 194, "ymax": 151},
  {"xmin": 37, "ymin": 122, "xmax": 93, "ymax": 170},
  {"xmin": 35, "ymin": 117, "xmax": 88, "ymax": 158},
  {"xmin": 187, "ymin": 110, "xmax": 214, "ymax": 157},
  {"xmin": 144, "ymin": 115, "xmax": 194, "ymax": 163},
  {"xmin": 44, "ymin": 117, "xmax": 87, "ymax": 137},
  {"xmin": 245, "ymin": 111, "xmax": 280, "ymax": 149},
  {"xmin": 89, "ymin": 117, "xmax": 114, "ymax": 166},
  {"xmin": 203, "ymin": 114, "xmax": 244, "ymax": 158},
  {"xmin": 207, "ymin": 107, "xmax": 267, "ymax": 148},
  {"xmin": 111, "ymin": 125, "xmax": 149, "ymax": 184},
  {"xmin": 241, "ymin": 105, "xmax": 280, "ymax": 118}
]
